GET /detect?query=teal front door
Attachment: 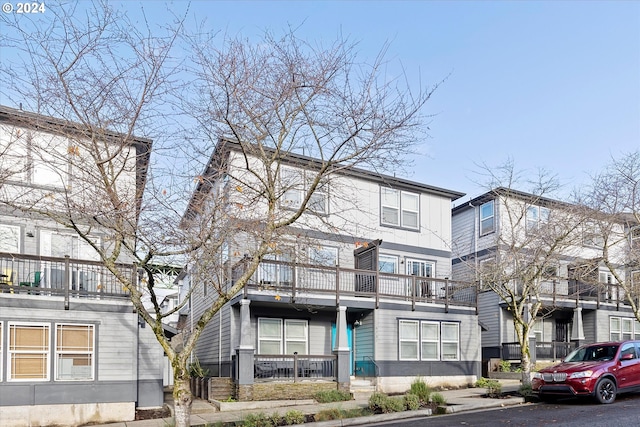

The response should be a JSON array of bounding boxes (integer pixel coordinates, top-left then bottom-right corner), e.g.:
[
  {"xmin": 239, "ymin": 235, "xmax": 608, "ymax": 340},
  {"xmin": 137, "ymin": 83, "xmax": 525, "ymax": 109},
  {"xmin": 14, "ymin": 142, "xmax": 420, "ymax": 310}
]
[{"xmin": 331, "ymin": 322, "xmax": 354, "ymax": 375}]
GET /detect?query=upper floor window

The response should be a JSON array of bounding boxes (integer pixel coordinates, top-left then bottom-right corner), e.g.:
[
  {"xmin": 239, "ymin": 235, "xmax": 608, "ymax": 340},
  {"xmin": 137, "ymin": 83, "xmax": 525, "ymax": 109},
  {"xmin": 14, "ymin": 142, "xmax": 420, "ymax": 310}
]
[
  {"xmin": 526, "ymin": 205, "xmax": 550, "ymax": 232},
  {"xmin": 479, "ymin": 200, "xmax": 495, "ymax": 235},
  {"xmin": 380, "ymin": 187, "xmax": 419, "ymax": 230},
  {"xmin": 280, "ymin": 168, "xmax": 329, "ymax": 214},
  {"xmin": 40, "ymin": 230, "xmax": 100, "ymax": 261},
  {"xmin": 582, "ymin": 223, "xmax": 604, "ymax": 248},
  {"xmin": 0, "ymin": 224, "xmax": 20, "ymax": 252},
  {"xmin": 630, "ymin": 227, "xmax": 640, "ymax": 249}
]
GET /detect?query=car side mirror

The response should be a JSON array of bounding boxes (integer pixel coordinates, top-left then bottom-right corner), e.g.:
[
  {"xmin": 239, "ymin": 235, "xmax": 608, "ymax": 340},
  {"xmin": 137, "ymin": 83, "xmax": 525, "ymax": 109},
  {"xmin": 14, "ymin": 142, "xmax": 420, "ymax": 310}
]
[{"xmin": 620, "ymin": 353, "xmax": 635, "ymax": 361}]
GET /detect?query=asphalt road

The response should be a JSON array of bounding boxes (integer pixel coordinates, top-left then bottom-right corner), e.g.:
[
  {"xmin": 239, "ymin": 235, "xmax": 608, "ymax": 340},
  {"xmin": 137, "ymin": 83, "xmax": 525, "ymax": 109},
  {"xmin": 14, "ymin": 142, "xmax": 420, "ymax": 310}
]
[{"xmin": 368, "ymin": 393, "xmax": 640, "ymax": 427}]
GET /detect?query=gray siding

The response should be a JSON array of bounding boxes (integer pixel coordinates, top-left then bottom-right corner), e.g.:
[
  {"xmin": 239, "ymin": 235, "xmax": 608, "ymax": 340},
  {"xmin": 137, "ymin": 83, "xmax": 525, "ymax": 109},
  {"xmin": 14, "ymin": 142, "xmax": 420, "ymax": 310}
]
[
  {"xmin": 477, "ymin": 292, "xmax": 501, "ymax": 348},
  {"xmin": 354, "ymin": 312, "xmax": 375, "ymax": 362},
  {"xmin": 451, "ymin": 208, "xmax": 475, "ymax": 259}
]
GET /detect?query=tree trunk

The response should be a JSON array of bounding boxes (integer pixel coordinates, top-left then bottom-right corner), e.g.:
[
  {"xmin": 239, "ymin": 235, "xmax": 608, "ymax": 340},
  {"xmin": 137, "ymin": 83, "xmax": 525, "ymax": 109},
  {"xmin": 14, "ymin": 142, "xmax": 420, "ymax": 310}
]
[
  {"xmin": 173, "ymin": 376, "xmax": 193, "ymax": 427},
  {"xmin": 521, "ymin": 350, "xmax": 532, "ymax": 387}
]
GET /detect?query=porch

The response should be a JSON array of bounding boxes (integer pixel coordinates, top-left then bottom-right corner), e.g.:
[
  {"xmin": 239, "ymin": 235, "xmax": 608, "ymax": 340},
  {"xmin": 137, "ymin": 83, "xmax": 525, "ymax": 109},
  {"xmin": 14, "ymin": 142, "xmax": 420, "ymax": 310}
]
[
  {"xmin": 501, "ymin": 341, "xmax": 577, "ymax": 362},
  {"xmin": 0, "ymin": 251, "xmax": 133, "ymax": 301}
]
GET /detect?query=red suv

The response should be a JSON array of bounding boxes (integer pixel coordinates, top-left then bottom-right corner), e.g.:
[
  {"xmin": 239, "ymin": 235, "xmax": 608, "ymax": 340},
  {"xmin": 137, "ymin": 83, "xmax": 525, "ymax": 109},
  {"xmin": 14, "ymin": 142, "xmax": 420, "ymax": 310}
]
[{"xmin": 532, "ymin": 341, "xmax": 640, "ymax": 404}]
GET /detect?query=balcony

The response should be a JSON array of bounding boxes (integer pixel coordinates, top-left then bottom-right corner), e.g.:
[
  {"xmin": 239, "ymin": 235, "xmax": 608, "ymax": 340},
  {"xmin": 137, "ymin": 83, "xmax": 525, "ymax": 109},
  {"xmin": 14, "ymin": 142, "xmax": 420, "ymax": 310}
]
[
  {"xmin": 0, "ymin": 251, "xmax": 133, "ymax": 300},
  {"xmin": 233, "ymin": 258, "xmax": 478, "ymax": 310}
]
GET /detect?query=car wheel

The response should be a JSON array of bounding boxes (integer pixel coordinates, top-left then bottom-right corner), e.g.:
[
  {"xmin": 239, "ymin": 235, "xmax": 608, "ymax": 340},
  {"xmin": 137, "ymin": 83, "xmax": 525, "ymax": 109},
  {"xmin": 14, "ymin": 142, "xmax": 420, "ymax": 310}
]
[{"xmin": 594, "ymin": 378, "xmax": 616, "ymax": 404}]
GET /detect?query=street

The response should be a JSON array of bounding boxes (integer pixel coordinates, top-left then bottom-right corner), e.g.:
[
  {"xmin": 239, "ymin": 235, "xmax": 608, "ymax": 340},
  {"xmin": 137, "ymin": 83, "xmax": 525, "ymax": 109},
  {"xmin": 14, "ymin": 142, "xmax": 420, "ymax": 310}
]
[{"xmin": 368, "ymin": 393, "xmax": 640, "ymax": 427}]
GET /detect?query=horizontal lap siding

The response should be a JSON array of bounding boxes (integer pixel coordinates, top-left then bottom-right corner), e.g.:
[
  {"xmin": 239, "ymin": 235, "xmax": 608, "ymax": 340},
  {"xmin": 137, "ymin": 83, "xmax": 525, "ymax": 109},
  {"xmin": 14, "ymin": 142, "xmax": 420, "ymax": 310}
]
[{"xmin": 478, "ymin": 292, "xmax": 501, "ymax": 348}]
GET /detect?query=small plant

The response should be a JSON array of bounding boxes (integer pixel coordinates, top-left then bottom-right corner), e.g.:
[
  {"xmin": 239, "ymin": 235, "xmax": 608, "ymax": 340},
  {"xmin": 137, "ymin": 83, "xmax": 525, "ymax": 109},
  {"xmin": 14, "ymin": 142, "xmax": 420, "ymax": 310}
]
[
  {"xmin": 242, "ymin": 412, "xmax": 274, "ymax": 427},
  {"xmin": 283, "ymin": 410, "xmax": 305, "ymax": 425},
  {"xmin": 222, "ymin": 395, "xmax": 236, "ymax": 402},
  {"xmin": 431, "ymin": 392, "xmax": 446, "ymax": 406},
  {"xmin": 409, "ymin": 378, "xmax": 432, "ymax": 402},
  {"xmin": 519, "ymin": 383, "xmax": 533, "ymax": 397},
  {"xmin": 188, "ymin": 357, "xmax": 210, "ymax": 378},
  {"xmin": 498, "ymin": 360, "xmax": 512, "ymax": 372},
  {"xmin": 313, "ymin": 389, "xmax": 352, "ymax": 403},
  {"xmin": 368, "ymin": 392, "xmax": 389, "ymax": 413},
  {"xmin": 385, "ymin": 396, "xmax": 405, "ymax": 413},
  {"xmin": 476, "ymin": 377, "xmax": 502, "ymax": 396},
  {"xmin": 314, "ymin": 408, "xmax": 343, "ymax": 421},
  {"xmin": 404, "ymin": 393, "xmax": 420, "ymax": 410}
]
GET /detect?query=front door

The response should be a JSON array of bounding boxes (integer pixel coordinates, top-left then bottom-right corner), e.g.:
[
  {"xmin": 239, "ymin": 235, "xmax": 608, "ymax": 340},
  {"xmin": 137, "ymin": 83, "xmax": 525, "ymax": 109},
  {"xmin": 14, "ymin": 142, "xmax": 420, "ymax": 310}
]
[{"xmin": 331, "ymin": 323, "xmax": 354, "ymax": 375}]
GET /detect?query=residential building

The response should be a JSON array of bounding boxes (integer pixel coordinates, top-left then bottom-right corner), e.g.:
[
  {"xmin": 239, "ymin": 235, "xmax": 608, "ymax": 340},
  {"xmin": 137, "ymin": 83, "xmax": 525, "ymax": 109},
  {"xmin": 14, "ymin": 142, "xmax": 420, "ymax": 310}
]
[
  {"xmin": 451, "ymin": 188, "xmax": 637, "ymax": 370},
  {"xmin": 180, "ymin": 139, "xmax": 480, "ymax": 400},
  {"xmin": 0, "ymin": 106, "xmax": 163, "ymax": 426}
]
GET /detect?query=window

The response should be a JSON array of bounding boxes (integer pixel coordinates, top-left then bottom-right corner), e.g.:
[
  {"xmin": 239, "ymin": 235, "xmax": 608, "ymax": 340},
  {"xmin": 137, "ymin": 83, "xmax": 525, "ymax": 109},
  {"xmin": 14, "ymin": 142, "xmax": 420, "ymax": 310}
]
[
  {"xmin": 533, "ymin": 319, "xmax": 544, "ymax": 342},
  {"xmin": 441, "ymin": 322, "xmax": 460, "ymax": 360},
  {"xmin": 398, "ymin": 320, "xmax": 459, "ymax": 361},
  {"xmin": 380, "ymin": 187, "xmax": 419, "ymax": 230},
  {"xmin": 631, "ymin": 227, "xmax": 640, "ymax": 249},
  {"xmin": 582, "ymin": 223, "xmax": 604, "ymax": 248},
  {"xmin": 379, "ymin": 255, "xmax": 399, "ymax": 274},
  {"xmin": 421, "ymin": 322, "xmax": 439, "ymax": 360},
  {"xmin": 258, "ymin": 253, "xmax": 292, "ymax": 285},
  {"xmin": 0, "ymin": 224, "xmax": 20, "ymax": 252},
  {"xmin": 257, "ymin": 318, "xmax": 308, "ymax": 355},
  {"xmin": 280, "ymin": 168, "xmax": 329, "ymax": 214},
  {"xmin": 610, "ymin": 317, "xmax": 638, "ymax": 341},
  {"xmin": 526, "ymin": 205, "xmax": 550, "ymax": 232},
  {"xmin": 399, "ymin": 320, "xmax": 419, "ymax": 360},
  {"xmin": 309, "ymin": 246, "xmax": 338, "ymax": 267},
  {"xmin": 40, "ymin": 230, "xmax": 100, "ymax": 261},
  {"xmin": 407, "ymin": 259, "xmax": 435, "ymax": 297},
  {"xmin": 479, "ymin": 200, "xmax": 495, "ymax": 235},
  {"xmin": 55, "ymin": 324, "xmax": 94, "ymax": 381},
  {"xmin": 8, "ymin": 323, "xmax": 50, "ymax": 381}
]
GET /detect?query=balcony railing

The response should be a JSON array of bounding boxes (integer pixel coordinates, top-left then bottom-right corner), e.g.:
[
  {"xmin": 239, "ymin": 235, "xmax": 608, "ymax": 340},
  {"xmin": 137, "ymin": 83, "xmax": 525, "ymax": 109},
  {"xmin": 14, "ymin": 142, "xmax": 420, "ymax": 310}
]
[
  {"xmin": 254, "ymin": 354, "xmax": 336, "ymax": 381},
  {"xmin": 0, "ymin": 251, "xmax": 133, "ymax": 300},
  {"xmin": 233, "ymin": 258, "xmax": 478, "ymax": 309},
  {"xmin": 501, "ymin": 341, "xmax": 577, "ymax": 361}
]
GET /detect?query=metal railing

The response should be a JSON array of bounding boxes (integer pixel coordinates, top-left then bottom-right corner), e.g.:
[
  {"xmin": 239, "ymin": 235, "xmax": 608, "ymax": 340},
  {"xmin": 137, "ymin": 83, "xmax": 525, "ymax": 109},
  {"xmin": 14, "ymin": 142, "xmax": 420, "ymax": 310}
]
[
  {"xmin": 501, "ymin": 341, "xmax": 577, "ymax": 361},
  {"xmin": 253, "ymin": 354, "xmax": 336, "ymax": 381},
  {"xmin": 234, "ymin": 258, "xmax": 478, "ymax": 310},
  {"xmin": 0, "ymin": 251, "xmax": 133, "ymax": 301}
]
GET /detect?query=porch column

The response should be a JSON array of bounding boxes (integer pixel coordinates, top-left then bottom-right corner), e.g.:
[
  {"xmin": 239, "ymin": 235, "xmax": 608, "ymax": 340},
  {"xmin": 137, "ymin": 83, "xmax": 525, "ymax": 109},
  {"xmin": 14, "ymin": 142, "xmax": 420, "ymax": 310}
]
[
  {"xmin": 571, "ymin": 306, "xmax": 585, "ymax": 345},
  {"xmin": 236, "ymin": 299, "xmax": 254, "ymax": 389},
  {"xmin": 333, "ymin": 306, "xmax": 350, "ymax": 385}
]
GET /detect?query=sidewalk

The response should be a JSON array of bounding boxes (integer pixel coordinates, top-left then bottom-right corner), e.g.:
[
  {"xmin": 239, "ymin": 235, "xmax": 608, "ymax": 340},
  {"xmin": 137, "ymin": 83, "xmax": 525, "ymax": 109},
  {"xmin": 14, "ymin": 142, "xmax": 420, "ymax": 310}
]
[{"xmin": 94, "ymin": 380, "xmax": 527, "ymax": 427}]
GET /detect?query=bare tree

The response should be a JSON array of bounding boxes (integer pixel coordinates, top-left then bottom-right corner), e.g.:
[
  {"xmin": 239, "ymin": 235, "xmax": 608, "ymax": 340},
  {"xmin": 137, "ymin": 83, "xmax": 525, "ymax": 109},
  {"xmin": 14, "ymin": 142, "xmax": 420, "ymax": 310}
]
[
  {"xmin": 1, "ymin": 3, "xmax": 438, "ymax": 426},
  {"xmin": 580, "ymin": 151, "xmax": 640, "ymax": 319},
  {"xmin": 468, "ymin": 161, "xmax": 584, "ymax": 385}
]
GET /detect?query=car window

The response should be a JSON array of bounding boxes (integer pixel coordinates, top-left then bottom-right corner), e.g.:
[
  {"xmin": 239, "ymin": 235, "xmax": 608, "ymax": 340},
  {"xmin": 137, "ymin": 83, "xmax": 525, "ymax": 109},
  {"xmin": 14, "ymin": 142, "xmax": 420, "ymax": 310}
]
[
  {"xmin": 620, "ymin": 343, "xmax": 637, "ymax": 359},
  {"xmin": 566, "ymin": 345, "xmax": 619, "ymax": 362}
]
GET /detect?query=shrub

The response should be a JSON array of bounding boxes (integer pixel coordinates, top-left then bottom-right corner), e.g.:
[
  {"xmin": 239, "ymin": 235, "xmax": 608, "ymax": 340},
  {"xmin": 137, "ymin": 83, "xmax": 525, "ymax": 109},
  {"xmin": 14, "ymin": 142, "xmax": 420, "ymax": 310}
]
[
  {"xmin": 498, "ymin": 360, "xmax": 512, "ymax": 372},
  {"xmin": 368, "ymin": 392, "xmax": 389, "ymax": 412},
  {"xmin": 242, "ymin": 412, "xmax": 274, "ymax": 427},
  {"xmin": 385, "ymin": 396, "xmax": 406, "ymax": 413},
  {"xmin": 431, "ymin": 392, "xmax": 446, "ymax": 406},
  {"xmin": 519, "ymin": 384, "xmax": 533, "ymax": 397},
  {"xmin": 409, "ymin": 378, "xmax": 432, "ymax": 402},
  {"xmin": 283, "ymin": 410, "xmax": 305, "ymax": 425},
  {"xmin": 404, "ymin": 393, "xmax": 420, "ymax": 410},
  {"xmin": 475, "ymin": 377, "xmax": 502, "ymax": 396},
  {"xmin": 313, "ymin": 389, "xmax": 352, "ymax": 403},
  {"xmin": 314, "ymin": 408, "xmax": 343, "ymax": 421}
]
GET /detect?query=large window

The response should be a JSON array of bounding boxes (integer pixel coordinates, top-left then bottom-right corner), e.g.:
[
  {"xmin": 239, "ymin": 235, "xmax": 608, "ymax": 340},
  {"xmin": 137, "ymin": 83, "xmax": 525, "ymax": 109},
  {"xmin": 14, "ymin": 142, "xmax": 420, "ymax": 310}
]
[
  {"xmin": 258, "ymin": 253, "xmax": 293, "ymax": 285},
  {"xmin": 8, "ymin": 323, "xmax": 50, "ymax": 381},
  {"xmin": 406, "ymin": 259, "xmax": 436, "ymax": 298},
  {"xmin": 479, "ymin": 200, "xmax": 495, "ymax": 235},
  {"xmin": 258, "ymin": 318, "xmax": 308, "ymax": 355},
  {"xmin": 55, "ymin": 324, "xmax": 94, "ymax": 381},
  {"xmin": 630, "ymin": 227, "xmax": 640, "ymax": 249},
  {"xmin": 610, "ymin": 317, "xmax": 640, "ymax": 341},
  {"xmin": 582, "ymin": 223, "xmax": 604, "ymax": 248},
  {"xmin": 398, "ymin": 320, "xmax": 459, "ymax": 361},
  {"xmin": 0, "ymin": 224, "xmax": 20, "ymax": 252},
  {"xmin": 380, "ymin": 187, "xmax": 419, "ymax": 230}
]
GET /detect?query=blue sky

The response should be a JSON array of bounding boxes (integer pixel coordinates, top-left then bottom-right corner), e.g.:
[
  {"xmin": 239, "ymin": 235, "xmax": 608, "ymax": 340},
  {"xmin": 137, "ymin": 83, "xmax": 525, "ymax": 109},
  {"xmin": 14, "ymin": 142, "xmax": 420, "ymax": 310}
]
[{"xmin": 4, "ymin": 1, "xmax": 640, "ymax": 202}]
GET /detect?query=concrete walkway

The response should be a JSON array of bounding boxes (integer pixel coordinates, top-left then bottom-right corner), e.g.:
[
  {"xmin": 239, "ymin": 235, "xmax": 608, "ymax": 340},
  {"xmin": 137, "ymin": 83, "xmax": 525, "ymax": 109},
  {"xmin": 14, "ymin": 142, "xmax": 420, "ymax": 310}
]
[{"xmin": 94, "ymin": 380, "xmax": 527, "ymax": 427}]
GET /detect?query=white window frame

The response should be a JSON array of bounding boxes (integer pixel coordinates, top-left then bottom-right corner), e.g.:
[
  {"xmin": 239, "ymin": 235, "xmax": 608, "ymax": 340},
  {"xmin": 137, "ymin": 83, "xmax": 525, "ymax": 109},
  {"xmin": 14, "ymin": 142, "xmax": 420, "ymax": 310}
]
[
  {"xmin": 379, "ymin": 254, "xmax": 399, "ymax": 274},
  {"xmin": 8, "ymin": 322, "xmax": 50, "ymax": 382},
  {"xmin": 441, "ymin": 322, "xmax": 460, "ymax": 361},
  {"xmin": 54, "ymin": 323, "xmax": 95, "ymax": 381},
  {"xmin": 533, "ymin": 319, "xmax": 544, "ymax": 342},
  {"xmin": 308, "ymin": 245, "xmax": 338, "ymax": 267},
  {"xmin": 406, "ymin": 259, "xmax": 436, "ymax": 297},
  {"xmin": 0, "ymin": 224, "xmax": 20, "ymax": 253},
  {"xmin": 526, "ymin": 205, "xmax": 550, "ymax": 232},
  {"xmin": 380, "ymin": 187, "xmax": 420, "ymax": 230},
  {"xmin": 610, "ymin": 317, "xmax": 621, "ymax": 341},
  {"xmin": 280, "ymin": 167, "xmax": 329, "ymax": 215},
  {"xmin": 479, "ymin": 200, "xmax": 495, "ymax": 235},
  {"xmin": 257, "ymin": 318, "xmax": 309, "ymax": 355},
  {"xmin": 399, "ymin": 320, "xmax": 419, "ymax": 361},
  {"xmin": 421, "ymin": 321, "xmax": 440, "ymax": 361},
  {"xmin": 630, "ymin": 226, "xmax": 640, "ymax": 249},
  {"xmin": 582, "ymin": 222, "xmax": 604, "ymax": 248}
]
